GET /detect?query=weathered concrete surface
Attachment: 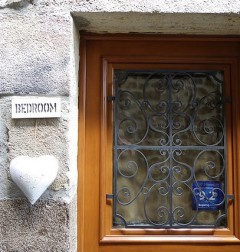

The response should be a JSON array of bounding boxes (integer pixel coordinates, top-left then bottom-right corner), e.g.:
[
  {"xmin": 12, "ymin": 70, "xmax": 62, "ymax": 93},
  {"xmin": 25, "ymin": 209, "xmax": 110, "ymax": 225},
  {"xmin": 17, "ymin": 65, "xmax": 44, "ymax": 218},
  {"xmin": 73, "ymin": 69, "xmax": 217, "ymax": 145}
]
[
  {"xmin": 0, "ymin": 14, "xmax": 73, "ymax": 95},
  {"xmin": 0, "ymin": 118, "xmax": 9, "ymax": 205},
  {"xmin": 0, "ymin": 0, "xmax": 32, "ymax": 9},
  {"xmin": 0, "ymin": 199, "xmax": 76, "ymax": 252},
  {"xmin": 0, "ymin": 1, "xmax": 79, "ymax": 250},
  {"xmin": 30, "ymin": 0, "xmax": 240, "ymax": 13},
  {"xmin": 73, "ymin": 12, "xmax": 240, "ymax": 34}
]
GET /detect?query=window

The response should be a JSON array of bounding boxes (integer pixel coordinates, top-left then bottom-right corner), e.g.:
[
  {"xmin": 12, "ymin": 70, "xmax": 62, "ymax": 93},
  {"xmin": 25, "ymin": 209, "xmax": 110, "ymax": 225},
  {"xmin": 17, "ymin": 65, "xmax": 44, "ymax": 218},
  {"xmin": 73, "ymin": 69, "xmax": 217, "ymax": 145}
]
[
  {"xmin": 78, "ymin": 34, "xmax": 240, "ymax": 252},
  {"xmin": 113, "ymin": 70, "xmax": 227, "ymax": 229}
]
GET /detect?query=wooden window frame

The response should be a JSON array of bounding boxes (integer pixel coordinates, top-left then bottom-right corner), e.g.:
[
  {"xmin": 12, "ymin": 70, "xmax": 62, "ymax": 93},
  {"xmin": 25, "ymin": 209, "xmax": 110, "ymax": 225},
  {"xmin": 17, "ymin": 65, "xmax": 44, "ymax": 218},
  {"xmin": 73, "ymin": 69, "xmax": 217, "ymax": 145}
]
[{"xmin": 78, "ymin": 34, "xmax": 240, "ymax": 252}]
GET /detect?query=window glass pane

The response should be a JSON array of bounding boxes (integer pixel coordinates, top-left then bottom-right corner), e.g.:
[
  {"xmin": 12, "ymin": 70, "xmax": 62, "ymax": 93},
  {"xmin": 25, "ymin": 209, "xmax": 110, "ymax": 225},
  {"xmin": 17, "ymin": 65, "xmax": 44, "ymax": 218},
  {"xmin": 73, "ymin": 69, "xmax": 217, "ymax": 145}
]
[{"xmin": 113, "ymin": 70, "xmax": 227, "ymax": 228}]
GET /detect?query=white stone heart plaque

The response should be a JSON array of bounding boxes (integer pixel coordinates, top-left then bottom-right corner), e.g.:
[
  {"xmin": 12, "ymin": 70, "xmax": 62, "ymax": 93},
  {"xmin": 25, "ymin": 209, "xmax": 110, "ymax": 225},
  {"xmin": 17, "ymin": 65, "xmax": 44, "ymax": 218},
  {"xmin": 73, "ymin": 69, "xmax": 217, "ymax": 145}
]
[{"xmin": 10, "ymin": 155, "xmax": 58, "ymax": 204}]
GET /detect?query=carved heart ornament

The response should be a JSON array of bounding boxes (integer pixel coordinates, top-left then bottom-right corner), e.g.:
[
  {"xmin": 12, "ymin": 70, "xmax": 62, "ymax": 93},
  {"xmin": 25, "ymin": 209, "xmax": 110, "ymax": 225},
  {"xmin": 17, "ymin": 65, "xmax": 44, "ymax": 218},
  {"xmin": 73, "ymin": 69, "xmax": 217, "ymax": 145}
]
[{"xmin": 10, "ymin": 155, "xmax": 58, "ymax": 204}]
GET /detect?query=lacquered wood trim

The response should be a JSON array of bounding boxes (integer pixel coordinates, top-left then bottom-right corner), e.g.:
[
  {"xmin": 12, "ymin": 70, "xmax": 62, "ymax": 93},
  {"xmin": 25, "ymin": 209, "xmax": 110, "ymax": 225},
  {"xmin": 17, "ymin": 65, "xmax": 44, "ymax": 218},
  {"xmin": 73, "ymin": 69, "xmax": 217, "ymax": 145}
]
[
  {"xmin": 99, "ymin": 61, "xmax": 236, "ymax": 242},
  {"xmin": 231, "ymin": 60, "xmax": 240, "ymax": 239},
  {"xmin": 78, "ymin": 34, "xmax": 240, "ymax": 252},
  {"xmin": 103, "ymin": 57, "xmax": 239, "ymax": 65},
  {"xmin": 100, "ymin": 234, "xmax": 240, "ymax": 244}
]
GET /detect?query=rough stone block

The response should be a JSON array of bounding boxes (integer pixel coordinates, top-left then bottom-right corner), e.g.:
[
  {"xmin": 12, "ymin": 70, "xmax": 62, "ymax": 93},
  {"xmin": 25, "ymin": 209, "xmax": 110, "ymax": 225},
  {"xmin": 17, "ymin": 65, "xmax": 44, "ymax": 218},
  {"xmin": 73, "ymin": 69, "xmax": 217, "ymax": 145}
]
[
  {"xmin": 0, "ymin": 14, "xmax": 74, "ymax": 95},
  {"xmin": 0, "ymin": 199, "xmax": 76, "ymax": 252}
]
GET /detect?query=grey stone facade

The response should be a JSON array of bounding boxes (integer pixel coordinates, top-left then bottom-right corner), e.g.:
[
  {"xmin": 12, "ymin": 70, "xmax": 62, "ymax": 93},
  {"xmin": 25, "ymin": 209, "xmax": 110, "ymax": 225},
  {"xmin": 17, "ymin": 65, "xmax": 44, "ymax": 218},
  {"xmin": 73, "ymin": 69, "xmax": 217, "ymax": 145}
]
[{"xmin": 0, "ymin": 0, "xmax": 240, "ymax": 251}]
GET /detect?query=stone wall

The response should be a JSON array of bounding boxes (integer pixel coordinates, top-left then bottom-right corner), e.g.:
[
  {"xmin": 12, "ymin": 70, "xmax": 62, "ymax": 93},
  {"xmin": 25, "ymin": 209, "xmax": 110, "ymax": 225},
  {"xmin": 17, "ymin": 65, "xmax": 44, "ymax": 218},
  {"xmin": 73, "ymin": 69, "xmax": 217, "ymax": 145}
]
[{"xmin": 0, "ymin": 0, "xmax": 240, "ymax": 251}]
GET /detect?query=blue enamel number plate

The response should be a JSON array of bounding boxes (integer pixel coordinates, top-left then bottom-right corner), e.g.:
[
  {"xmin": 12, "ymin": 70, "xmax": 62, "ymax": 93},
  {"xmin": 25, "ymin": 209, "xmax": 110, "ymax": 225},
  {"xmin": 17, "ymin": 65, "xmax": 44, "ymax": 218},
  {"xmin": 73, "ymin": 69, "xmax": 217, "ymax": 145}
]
[{"xmin": 192, "ymin": 181, "xmax": 224, "ymax": 210}]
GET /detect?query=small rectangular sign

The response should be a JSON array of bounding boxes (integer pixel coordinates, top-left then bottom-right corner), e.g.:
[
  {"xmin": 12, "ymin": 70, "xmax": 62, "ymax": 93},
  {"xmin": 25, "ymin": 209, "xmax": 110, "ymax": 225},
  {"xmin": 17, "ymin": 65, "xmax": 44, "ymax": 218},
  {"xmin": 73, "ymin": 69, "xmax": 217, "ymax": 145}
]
[
  {"xmin": 12, "ymin": 97, "xmax": 61, "ymax": 119},
  {"xmin": 192, "ymin": 181, "xmax": 224, "ymax": 211}
]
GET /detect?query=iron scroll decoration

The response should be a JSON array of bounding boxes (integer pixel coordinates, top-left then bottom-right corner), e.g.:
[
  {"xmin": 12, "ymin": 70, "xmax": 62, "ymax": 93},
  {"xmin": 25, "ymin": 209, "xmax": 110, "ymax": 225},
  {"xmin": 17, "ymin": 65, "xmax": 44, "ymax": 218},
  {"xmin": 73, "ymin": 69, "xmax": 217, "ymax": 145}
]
[{"xmin": 112, "ymin": 70, "xmax": 227, "ymax": 229}]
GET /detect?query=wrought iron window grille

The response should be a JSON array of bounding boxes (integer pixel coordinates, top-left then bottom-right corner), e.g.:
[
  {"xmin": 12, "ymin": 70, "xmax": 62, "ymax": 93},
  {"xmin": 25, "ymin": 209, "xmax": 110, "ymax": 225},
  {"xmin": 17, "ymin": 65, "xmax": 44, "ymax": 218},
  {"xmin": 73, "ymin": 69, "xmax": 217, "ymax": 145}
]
[{"xmin": 112, "ymin": 70, "xmax": 228, "ymax": 229}]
